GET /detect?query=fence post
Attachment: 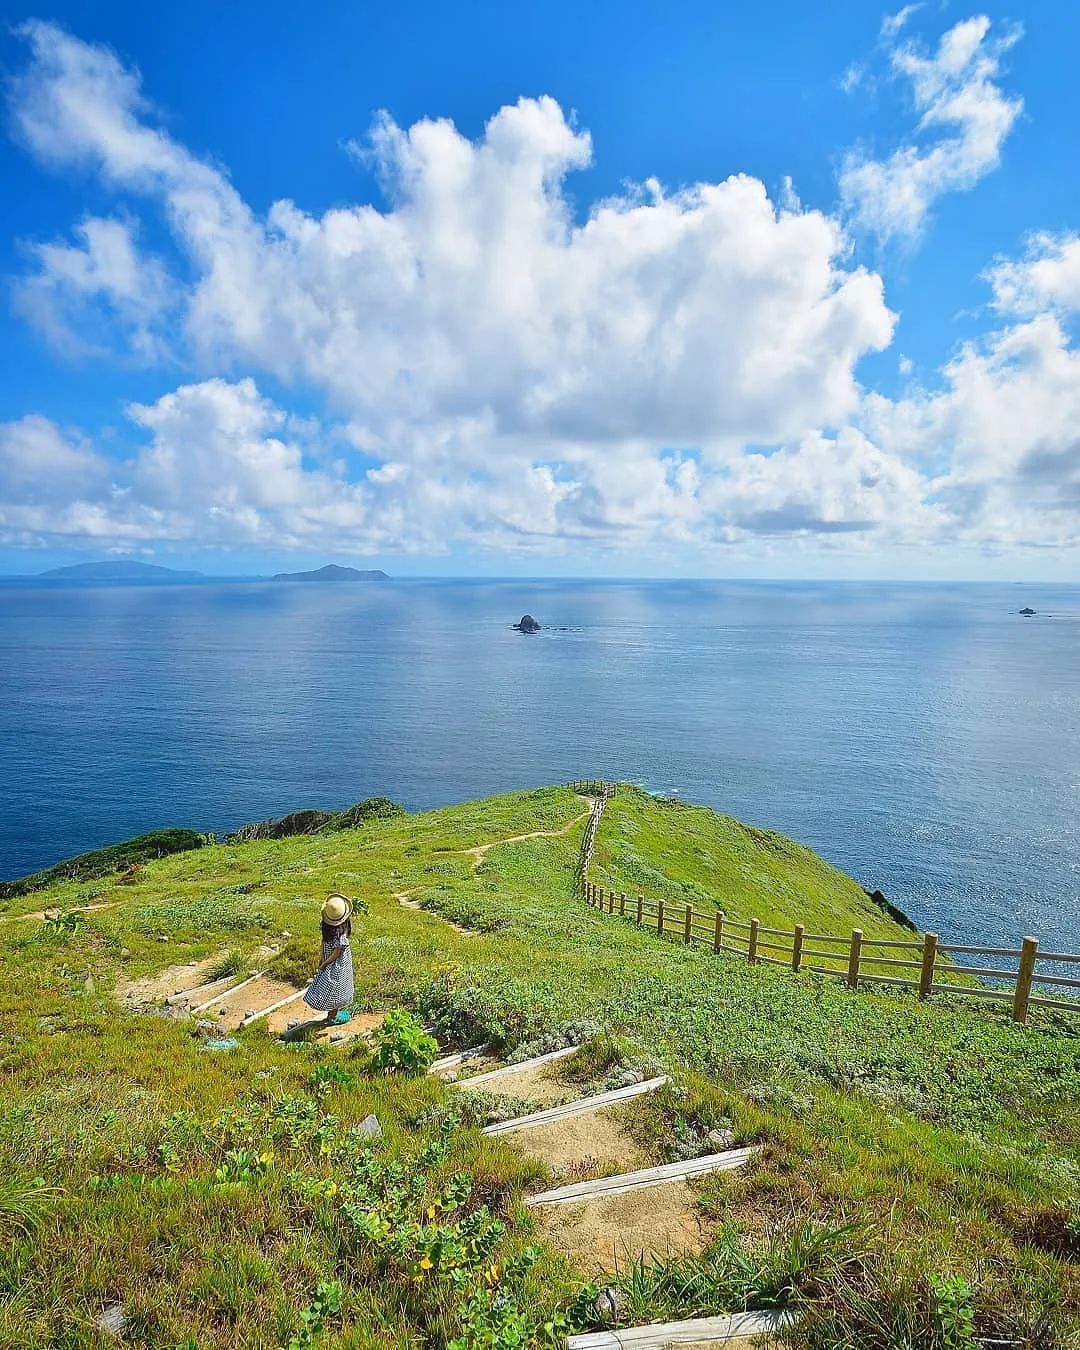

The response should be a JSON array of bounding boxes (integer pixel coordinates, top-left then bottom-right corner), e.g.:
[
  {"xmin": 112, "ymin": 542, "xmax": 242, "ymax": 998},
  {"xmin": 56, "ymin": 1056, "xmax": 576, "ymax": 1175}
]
[
  {"xmin": 919, "ymin": 932, "xmax": 938, "ymax": 999},
  {"xmin": 1013, "ymin": 936, "xmax": 1039, "ymax": 1025},
  {"xmin": 620, "ymin": 892, "xmax": 627, "ymax": 917},
  {"xmin": 713, "ymin": 910, "xmax": 724, "ymax": 954},
  {"xmin": 637, "ymin": 894, "xmax": 644, "ymax": 925},
  {"xmin": 748, "ymin": 918, "xmax": 759, "ymax": 964},
  {"xmin": 608, "ymin": 890, "xmax": 615, "ymax": 915},
  {"xmin": 847, "ymin": 929, "xmax": 863, "ymax": 988},
  {"xmin": 792, "ymin": 924, "xmax": 804, "ymax": 972},
  {"xmin": 657, "ymin": 900, "xmax": 665, "ymax": 936},
  {"xmin": 684, "ymin": 903, "xmax": 694, "ymax": 944}
]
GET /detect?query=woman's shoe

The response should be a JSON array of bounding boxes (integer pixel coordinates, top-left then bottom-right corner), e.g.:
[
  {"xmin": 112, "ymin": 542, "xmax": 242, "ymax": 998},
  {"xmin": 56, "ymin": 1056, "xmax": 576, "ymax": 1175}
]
[{"xmin": 331, "ymin": 1009, "xmax": 351, "ymax": 1025}]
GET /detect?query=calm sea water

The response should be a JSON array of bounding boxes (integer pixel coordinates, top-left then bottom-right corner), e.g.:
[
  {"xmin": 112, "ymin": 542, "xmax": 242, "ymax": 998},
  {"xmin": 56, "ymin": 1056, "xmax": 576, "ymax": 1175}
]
[{"xmin": 2, "ymin": 578, "xmax": 1078, "ymax": 952}]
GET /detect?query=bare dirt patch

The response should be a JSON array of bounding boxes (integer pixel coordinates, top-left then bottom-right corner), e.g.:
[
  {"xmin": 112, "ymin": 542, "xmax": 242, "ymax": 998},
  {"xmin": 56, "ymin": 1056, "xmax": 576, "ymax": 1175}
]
[
  {"xmin": 513, "ymin": 1106, "xmax": 644, "ymax": 1179},
  {"xmin": 537, "ymin": 1179, "xmax": 713, "ymax": 1276},
  {"xmin": 202, "ymin": 975, "xmax": 303, "ymax": 1030},
  {"xmin": 466, "ymin": 1060, "xmax": 579, "ymax": 1106},
  {"xmin": 273, "ymin": 1008, "xmax": 387, "ymax": 1045},
  {"xmin": 116, "ymin": 953, "xmax": 229, "ymax": 1008}
]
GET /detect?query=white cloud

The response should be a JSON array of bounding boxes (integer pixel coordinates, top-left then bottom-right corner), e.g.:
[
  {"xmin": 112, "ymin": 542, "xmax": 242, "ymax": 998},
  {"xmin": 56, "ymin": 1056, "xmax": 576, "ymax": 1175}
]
[
  {"xmin": 987, "ymin": 232, "xmax": 1080, "ymax": 316},
  {"xmin": 881, "ymin": 6, "xmax": 922, "ymax": 41},
  {"xmin": 0, "ymin": 414, "xmax": 109, "ymax": 500},
  {"xmin": 0, "ymin": 376, "xmax": 947, "ymax": 556},
  {"xmin": 13, "ymin": 215, "xmax": 172, "ymax": 357},
  {"xmin": 7, "ymin": 26, "xmax": 893, "ymax": 486},
  {"xmin": 863, "ymin": 313, "xmax": 1080, "ymax": 547},
  {"xmin": 840, "ymin": 15, "xmax": 1022, "ymax": 242},
  {"xmin": 7, "ymin": 19, "xmax": 1078, "ymax": 568}
]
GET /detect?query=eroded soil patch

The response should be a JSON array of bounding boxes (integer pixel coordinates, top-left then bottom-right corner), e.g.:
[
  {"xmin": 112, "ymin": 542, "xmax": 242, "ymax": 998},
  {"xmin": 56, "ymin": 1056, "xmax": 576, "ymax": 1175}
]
[
  {"xmin": 538, "ymin": 1178, "xmax": 713, "ymax": 1276},
  {"xmin": 514, "ymin": 1107, "xmax": 644, "ymax": 1181}
]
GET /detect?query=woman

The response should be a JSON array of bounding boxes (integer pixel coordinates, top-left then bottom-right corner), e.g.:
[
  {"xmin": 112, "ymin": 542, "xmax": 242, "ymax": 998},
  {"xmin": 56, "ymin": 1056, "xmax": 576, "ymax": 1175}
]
[{"xmin": 304, "ymin": 893, "xmax": 355, "ymax": 1026}]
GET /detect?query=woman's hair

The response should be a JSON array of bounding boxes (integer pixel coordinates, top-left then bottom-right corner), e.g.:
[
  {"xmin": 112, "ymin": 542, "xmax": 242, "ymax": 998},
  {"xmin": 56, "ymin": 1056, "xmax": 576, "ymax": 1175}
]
[{"xmin": 321, "ymin": 916, "xmax": 352, "ymax": 943}]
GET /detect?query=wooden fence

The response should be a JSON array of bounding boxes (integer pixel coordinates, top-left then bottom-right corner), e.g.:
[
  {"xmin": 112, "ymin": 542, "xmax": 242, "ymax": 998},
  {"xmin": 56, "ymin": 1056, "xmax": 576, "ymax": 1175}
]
[
  {"xmin": 572, "ymin": 783, "xmax": 615, "ymax": 881},
  {"xmin": 582, "ymin": 880, "xmax": 1080, "ymax": 1025}
]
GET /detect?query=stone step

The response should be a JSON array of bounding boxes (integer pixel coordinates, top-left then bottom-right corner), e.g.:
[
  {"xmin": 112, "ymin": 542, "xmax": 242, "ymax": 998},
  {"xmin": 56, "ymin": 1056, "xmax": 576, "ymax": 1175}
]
[
  {"xmin": 567, "ymin": 1307, "xmax": 792, "ymax": 1347},
  {"xmin": 527, "ymin": 1146, "xmax": 760, "ymax": 1206},
  {"xmin": 483, "ymin": 1076, "xmax": 669, "ymax": 1136}
]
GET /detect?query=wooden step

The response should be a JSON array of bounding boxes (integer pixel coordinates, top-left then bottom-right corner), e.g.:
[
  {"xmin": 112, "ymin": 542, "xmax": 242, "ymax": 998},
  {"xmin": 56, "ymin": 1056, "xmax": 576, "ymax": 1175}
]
[
  {"xmin": 567, "ymin": 1307, "xmax": 792, "ymax": 1347},
  {"xmin": 240, "ymin": 987, "xmax": 307, "ymax": 1027},
  {"xmin": 483, "ymin": 1076, "xmax": 669, "ymax": 1136},
  {"xmin": 166, "ymin": 971, "xmax": 238, "ymax": 1006},
  {"xmin": 454, "ymin": 1045, "xmax": 579, "ymax": 1088},
  {"xmin": 430, "ymin": 1051, "xmax": 471, "ymax": 1074},
  {"xmin": 526, "ymin": 1146, "xmax": 759, "ymax": 1206},
  {"xmin": 188, "ymin": 970, "xmax": 265, "ymax": 1013}
]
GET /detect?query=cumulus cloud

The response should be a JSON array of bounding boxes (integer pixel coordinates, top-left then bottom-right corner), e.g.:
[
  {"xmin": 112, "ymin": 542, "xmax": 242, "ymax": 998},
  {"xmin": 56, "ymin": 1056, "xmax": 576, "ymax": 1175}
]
[
  {"xmin": 2, "ymin": 21, "xmax": 908, "ymax": 558},
  {"xmin": 987, "ymin": 232, "xmax": 1080, "ymax": 316},
  {"xmin": 10, "ymin": 22, "xmax": 894, "ymax": 450},
  {"xmin": 7, "ymin": 18, "xmax": 1076, "ymax": 566},
  {"xmin": 0, "ymin": 376, "xmax": 947, "ymax": 555},
  {"xmin": 840, "ymin": 15, "xmax": 1022, "ymax": 242},
  {"xmin": 863, "ymin": 313, "xmax": 1080, "ymax": 547},
  {"xmin": 13, "ymin": 215, "xmax": 172, "ymax": 357}
]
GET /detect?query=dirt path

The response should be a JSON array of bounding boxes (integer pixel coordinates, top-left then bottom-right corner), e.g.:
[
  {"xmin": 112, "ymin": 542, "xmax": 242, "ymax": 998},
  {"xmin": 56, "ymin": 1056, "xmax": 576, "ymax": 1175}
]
[
  {"xmin": 464, "ymin": 806, "xmax": 589, "ymax": 869},
  {"xmin": 394, "ymin": 890, "xmax": 477, "ymax": 936},
  {"xmin": 393, "ymin": 802, "xmax": 589, "ymax": 934},
  {"xmin": 0, "ymin": 900, "xmax": 120, "ymax": 926}
]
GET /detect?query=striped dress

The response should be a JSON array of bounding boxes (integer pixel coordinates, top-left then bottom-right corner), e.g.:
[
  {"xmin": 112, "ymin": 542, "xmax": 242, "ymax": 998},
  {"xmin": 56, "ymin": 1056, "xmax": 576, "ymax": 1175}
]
[{"xmin": 304, "ymin": 931, "xmax": 354, "ymax": 1013}]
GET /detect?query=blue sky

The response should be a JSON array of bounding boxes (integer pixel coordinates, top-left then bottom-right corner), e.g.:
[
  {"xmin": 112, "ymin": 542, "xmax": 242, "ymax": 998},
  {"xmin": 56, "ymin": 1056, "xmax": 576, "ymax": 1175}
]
[{"xmin": 2, "ymin": 1, "xmax": 1079, "ymax": 577}]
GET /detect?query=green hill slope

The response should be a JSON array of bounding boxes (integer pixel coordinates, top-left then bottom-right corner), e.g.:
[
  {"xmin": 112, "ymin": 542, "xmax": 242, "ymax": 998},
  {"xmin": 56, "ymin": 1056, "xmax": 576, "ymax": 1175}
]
[
  {"xmin": 0, "ymin": 786, "xmax": 1076, "ymax": 1347},
  {"xmin": 594, "ymin": 786, "xmax": 916, "ymax": 937}
]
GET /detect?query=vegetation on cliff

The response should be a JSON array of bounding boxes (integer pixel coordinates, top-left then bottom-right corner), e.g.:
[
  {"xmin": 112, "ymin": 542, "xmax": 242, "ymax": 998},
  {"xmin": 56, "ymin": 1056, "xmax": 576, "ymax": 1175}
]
[{"xmin": 0, "ymin": 786, "xmax": 1075, "ymax": 1346}]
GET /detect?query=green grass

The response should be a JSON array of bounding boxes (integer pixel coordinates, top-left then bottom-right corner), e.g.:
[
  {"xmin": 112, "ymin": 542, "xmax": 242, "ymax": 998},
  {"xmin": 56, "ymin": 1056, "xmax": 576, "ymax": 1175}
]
[
  {"xmin": 595, "ymin": 787, "xmax": 917, "ymax": 938},
  {"xmin": 0, "ymin": 784, "xmax": 1076, "ymax": 1346}
]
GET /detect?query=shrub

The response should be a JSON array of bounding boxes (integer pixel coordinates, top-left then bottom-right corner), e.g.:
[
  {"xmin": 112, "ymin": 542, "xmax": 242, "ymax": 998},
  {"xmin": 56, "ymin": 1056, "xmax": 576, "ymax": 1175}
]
[
  {"xmin": 369, "ymin": 1010, "xmax": 439, "ymax": 1076},
  {"xmin": 0, "ymin": 828, "xmax": 204, "ymax": 898}
]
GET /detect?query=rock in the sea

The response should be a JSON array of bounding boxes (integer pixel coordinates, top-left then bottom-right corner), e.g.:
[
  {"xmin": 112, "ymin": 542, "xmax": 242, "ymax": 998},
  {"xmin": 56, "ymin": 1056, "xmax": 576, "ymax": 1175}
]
[
  {"xmin": 513, "ymin": 614, "xmax": 541, "ymax": 633},
  {"xmin": 1019, "ymin": 607, "xmax": 1036, "ymax": 616}
]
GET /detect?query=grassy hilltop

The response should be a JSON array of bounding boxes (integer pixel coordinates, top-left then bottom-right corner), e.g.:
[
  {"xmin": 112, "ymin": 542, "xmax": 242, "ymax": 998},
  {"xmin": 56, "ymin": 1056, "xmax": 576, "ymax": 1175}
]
[{"xmin": 0, "ymin": 785, "xmax": 1077, "ymax": 1347}]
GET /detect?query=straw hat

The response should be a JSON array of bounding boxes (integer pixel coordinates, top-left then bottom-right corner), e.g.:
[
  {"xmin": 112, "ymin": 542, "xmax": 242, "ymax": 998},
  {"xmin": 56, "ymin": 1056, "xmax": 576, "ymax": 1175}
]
[{"xmin": 321, "ymin": 893, "xmax": 352, "ymax": 925}]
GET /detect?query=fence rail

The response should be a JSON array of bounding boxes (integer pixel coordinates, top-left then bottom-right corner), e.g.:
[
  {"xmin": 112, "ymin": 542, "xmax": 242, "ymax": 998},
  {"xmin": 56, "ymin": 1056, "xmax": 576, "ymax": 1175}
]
[
  {"xmin": 580, "ymin": 879, "xmax": 1080, "ymax": 1026},
  {"xmin": 571, "ymin": 782, "xmax": 615, "ymax": 880}
]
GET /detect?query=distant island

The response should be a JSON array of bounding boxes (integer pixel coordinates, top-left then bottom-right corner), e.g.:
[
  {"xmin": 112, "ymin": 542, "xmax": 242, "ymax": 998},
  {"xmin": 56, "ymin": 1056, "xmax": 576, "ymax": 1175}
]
[
  {"xmin": 31, "ymin": 560, "xmax": 391, "ymax": 584},
  {"xmin": 40, "ymin": 560, "xmax": 204, "ymax": 580},
  {"xmin": 271, "ymin": 564, "xmax": 390, "ymax": 583}
]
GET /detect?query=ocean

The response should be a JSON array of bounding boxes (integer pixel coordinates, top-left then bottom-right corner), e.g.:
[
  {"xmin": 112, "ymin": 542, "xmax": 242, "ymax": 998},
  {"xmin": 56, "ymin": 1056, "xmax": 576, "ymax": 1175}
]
[{"xmin": 2, "ymin": 577, "xmax": 1078, "ymax": 953}]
